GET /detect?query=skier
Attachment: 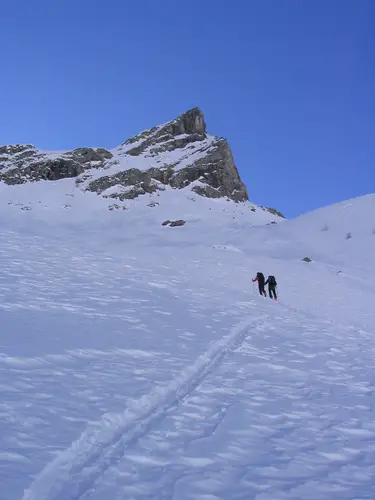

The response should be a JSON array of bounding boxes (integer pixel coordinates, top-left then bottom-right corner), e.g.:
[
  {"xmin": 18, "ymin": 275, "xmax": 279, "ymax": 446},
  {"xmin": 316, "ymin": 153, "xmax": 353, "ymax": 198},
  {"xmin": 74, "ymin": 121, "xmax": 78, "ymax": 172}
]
[
  {"xmin": 252, "ymin": 272, "xmax": 267, "ymax": 297},
  {"xmin": 265, "ymin": 275, "xmax": 278, "ymax": 301}
]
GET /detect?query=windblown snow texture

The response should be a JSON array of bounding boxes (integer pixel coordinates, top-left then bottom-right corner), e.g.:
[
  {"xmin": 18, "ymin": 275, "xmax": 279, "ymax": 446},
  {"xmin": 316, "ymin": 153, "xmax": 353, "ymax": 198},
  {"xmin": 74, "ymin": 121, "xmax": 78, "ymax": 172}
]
[{"xmin": 1, "ymin": 179, "xmax": 375, "ymax": 500}]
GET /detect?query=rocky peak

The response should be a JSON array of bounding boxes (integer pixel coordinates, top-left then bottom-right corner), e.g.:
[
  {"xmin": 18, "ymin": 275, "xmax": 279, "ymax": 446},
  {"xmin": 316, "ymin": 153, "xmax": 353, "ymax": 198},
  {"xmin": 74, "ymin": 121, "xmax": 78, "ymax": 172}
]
[
  {"xmin": 120, "ymin": 107, "xmax": 207, "ymax": 157},
  {"xmin": 0, "ymin": 108, "xmax": 249, "ymax": 203},
  {"xmin": 170, "ymin": 107, "xmax": 207, "ymax": 135}
]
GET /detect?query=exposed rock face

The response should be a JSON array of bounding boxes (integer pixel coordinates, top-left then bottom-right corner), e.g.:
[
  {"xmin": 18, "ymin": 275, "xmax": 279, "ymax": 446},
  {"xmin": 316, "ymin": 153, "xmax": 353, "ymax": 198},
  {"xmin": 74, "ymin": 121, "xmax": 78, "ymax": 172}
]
[
  {"xmin": 162, "ymin": 219, "xmax": 186, "ymax": 227},
  {"xmin": 123, "ymin": 107, "xmax": 207, "ymax": 157},
  {"xmin": 170, "ymin": 220, "xmax": 186, "ymax": 227},
  {"xmin": 263, "ymin": 207, "xmax": 285, "ymax": 219},
  {"xmin": 0, "ymin": 145, "xmax": 112, "ymax": 184},
  {"xmin": 169, "ymin": 137, "xmax": 247, "ymax": 202},
  {"xmin": 0, "ymin": 108, "xmax": 248, "ymax": 202}
]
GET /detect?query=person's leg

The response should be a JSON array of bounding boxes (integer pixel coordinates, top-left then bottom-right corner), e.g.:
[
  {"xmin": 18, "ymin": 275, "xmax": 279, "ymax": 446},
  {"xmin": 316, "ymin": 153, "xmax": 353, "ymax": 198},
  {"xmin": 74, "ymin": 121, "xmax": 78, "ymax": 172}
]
[
  {"xmin": 273, "ymin": 287, "xmax": 277, "ymax": 300},
  {"xmin": 268, "ymin": 286, "xmax": 273, "ymax": 299}
]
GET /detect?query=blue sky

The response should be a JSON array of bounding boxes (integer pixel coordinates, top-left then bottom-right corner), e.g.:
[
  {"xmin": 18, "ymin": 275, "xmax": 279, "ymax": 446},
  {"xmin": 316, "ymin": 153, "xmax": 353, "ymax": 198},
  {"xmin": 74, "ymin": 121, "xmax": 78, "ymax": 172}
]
[{"xmin": 1, "ymin": 0, "xmax": 374, "ymax": 217}]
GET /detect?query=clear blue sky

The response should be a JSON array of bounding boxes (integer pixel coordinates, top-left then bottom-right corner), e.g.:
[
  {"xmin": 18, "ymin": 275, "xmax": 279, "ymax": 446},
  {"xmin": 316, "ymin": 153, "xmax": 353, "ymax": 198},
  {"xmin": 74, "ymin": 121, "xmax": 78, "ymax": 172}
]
[{"xmin": 1, "ymin": 0, "xmax": 374, "ymax": 217}]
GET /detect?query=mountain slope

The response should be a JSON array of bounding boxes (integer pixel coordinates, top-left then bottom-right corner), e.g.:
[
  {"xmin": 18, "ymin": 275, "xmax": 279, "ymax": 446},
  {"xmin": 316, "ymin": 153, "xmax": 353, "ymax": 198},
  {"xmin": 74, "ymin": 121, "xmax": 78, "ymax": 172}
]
[
  {"xmin": 0, "ymin": 108, "xmax": 254, "ymax": 203},
  {"xmin": 1, "ymin": 186, "xmax": 375, "ymax": 500}
]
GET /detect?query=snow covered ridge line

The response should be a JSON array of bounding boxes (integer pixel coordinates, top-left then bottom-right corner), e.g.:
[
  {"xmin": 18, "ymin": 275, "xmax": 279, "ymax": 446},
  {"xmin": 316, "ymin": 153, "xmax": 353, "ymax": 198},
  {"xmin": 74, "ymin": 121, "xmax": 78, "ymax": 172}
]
[
  {"xmin": 21, "ymin": 314, "xmax": 268, "ymax": 500},
  {"xmin": 0, "ymin": 107, "xmax": 252, "ymax": 204}
]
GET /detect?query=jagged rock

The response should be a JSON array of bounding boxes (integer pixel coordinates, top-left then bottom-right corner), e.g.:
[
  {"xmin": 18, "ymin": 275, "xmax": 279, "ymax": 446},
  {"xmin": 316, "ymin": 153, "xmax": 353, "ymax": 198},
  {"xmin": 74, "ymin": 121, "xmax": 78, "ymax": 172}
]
[
  {"xmin": 192, "ymin": 185, "xmax": 222, "ymax": 198},
  {"xmin": 265, "ymin": 207, "xmax": 285, "ymax": 219},
  {"xmin": 169, "ymin": 138, "xmax": 248, "ymax": 201},
  {"xmin": 0, "ymin": 107, "xmax": 250, "ymax": 204},
  {"xmin": 162, "ymin": 220, "xmax": 171, "ymax": 226},
  {"xmin": 90, "ymin": 169, "xmax": 163, "ymax": 200},
  {"xmin": 0, "ymin": 144, "xmax": 36, "ymax": 162},
  {"xmin": 169, "ymin": 220, "xmax": 186, "ymax": 227},
  {"xmin": 1, "ymin": 158, "xmax": 84, "ymax": 184},
  {"xmin": 69, "ymin": 148, "xmax": 112, "ymax": 164},
  {"xmin": 123, "ymin": 107, "xmax": 206, "ymax": 157},
  {"xmin": 0, "ymin": 146, "xmax": 112, "ymax": 185}
]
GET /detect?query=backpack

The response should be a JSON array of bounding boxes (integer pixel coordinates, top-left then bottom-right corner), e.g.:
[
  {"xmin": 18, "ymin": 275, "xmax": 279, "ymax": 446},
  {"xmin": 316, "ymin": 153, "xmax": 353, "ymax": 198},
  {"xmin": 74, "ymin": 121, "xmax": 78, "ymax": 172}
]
[{"xmin": 268, "ymin": 275, "xmax": 277, "ymax": 286}]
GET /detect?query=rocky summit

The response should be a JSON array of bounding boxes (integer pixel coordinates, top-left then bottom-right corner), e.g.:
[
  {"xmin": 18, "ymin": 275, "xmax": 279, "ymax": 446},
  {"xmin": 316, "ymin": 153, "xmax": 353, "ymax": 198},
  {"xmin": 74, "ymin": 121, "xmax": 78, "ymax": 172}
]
[{"xmin": 0, "ymin": 108, "xmax": 249, "ymax": 203}]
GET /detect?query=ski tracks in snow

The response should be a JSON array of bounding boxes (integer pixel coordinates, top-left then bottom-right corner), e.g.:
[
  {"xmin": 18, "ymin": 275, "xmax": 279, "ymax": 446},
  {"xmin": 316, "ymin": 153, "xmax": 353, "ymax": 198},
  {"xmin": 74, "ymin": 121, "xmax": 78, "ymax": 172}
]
[{"xmin": 22, "ymin": 314, "xmax": 268, "ymax": 500}]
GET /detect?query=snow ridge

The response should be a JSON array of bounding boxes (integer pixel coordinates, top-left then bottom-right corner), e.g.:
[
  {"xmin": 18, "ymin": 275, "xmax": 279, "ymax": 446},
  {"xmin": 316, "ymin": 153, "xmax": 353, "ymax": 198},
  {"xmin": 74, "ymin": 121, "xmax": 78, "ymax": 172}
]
[{"xmin": 22, "ymin": 314, "xmax": 267, "ymax": 500}]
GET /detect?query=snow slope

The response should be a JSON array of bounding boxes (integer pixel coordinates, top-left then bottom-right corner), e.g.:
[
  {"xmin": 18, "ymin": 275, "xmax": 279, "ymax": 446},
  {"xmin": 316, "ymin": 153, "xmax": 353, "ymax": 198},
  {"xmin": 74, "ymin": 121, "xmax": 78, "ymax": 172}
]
[{"xmin": 1, "ymin": 183, "xmax": 375, "ymax": 500}]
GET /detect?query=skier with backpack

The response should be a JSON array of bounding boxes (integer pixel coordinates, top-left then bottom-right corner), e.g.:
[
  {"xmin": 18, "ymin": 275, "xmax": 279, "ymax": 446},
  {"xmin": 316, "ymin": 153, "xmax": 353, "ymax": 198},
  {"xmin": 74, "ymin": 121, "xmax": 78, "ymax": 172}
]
[
  {"xmin": 265, "ymin": 275, "xmax": 278, "ymax": 301},
  {"xmin": 252, "ymin": 272, "xmax": 267, "ymax": 297}
]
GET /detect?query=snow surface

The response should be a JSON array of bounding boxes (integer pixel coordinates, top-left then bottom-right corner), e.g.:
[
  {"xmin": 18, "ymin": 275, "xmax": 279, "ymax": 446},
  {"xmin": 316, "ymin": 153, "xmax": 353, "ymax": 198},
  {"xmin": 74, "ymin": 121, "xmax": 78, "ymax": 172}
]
[{"xmin": 1, "ymin": 181, "xmax": 375, "ymax": 500}]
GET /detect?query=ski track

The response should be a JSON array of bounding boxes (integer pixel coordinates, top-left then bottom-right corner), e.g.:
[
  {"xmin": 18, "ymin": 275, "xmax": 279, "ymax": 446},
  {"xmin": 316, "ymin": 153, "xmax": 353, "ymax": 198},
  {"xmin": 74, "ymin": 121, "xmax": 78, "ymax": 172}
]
[
  {"xmin": 68, "ymin": 304, "xmax": 375, "ymax": 500},
  {"xmin": 2, "ymin": 190, "xmax": 375, "ymax": 499},
  {"xmin": 21, "ymin": 314, "xmax": 268, "ymax": 500}
]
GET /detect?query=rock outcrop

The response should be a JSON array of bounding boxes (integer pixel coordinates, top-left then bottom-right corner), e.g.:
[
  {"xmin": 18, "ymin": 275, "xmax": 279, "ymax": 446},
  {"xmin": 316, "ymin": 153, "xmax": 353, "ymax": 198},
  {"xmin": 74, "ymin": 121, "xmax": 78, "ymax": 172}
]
[
  {"xmin": 264, "ymin": 207, "xmax": 285, "ymax": 219},
  {"xmin": 0, "ymin": 108, "xmax": 249, "ymax": 202},
  {"xmin": 162, "ymin": 219, "xmax": 186, "ymax": 227},
  {"xmin": 0, "ymin": 145, "xmax": 112, "ymax": 184}
]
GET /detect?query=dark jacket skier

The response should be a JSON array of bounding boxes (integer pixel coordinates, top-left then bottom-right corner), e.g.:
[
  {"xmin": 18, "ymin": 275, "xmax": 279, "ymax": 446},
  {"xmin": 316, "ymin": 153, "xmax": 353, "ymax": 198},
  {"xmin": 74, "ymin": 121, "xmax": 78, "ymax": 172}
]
[
  {"xmin": 265, "ymin": 275, "xmax": 277, "ymax": 300},
  {"xmin": 252, "ymin": 272, "xmax": 266, "ymax": 297}
]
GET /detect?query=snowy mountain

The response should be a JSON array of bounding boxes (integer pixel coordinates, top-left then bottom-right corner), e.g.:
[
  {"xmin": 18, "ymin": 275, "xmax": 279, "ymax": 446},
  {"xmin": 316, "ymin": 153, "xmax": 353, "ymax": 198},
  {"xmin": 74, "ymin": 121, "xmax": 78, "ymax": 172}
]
[
  {"xmin": 1, "ymin": 114, "xmax": 375, "ymax": 499},
  {"xmin": 0, "ymin": 108, "xmax": 277, "ymax": 207}
]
